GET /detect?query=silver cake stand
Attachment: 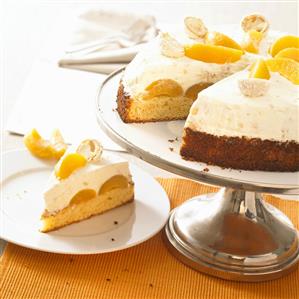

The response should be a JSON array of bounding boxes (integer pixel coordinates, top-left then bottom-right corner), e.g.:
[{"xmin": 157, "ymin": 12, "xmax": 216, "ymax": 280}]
[{"xmin": 95, "ymin": 68, "xmax": 299, "ymax": 282}]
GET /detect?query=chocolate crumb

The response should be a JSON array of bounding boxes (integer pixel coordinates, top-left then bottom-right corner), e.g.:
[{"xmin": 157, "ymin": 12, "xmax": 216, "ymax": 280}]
[
  {"xmin": 112, "ymin": 108, "xmax": 116, "ymax": 112},
  {"xmin": 149, "ymin": 283, "xmax": 154, "ymax": 288},
  {"xmin": 111, "ymin": 238, "xmax": 115, "ymax": 242},
  {"xmin": 175, "ymin": 137, "xmax": 178, "ymax": 141},
  {"xmin": 169, "ymin": 147, "xmax": 174, "ymax": 152},
  {"xmin": 114, "ymin": 221, "xmax": 118, "ymax": 225},
  {"xmin": 106, "ymin": 278, "xmax": 111, "ymax": 282},
  {"xmin": 168, "ymin": 139, "xmax": 174, "ymax": 143},
  {"xmin": 203, "ymin": 168, "xmax": 209, "ymax": 172}
]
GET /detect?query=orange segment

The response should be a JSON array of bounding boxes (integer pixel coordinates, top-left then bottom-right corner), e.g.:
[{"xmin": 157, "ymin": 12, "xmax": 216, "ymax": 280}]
[
  {"xmin": 144, "ymin": 79, "xmax": 183, "ymax": 99},
  {"xmin": 55, "ymin": 153, "xmax": 87, "ymax": 180},
  {"xmin": 266, "ymin": 58, "xmax": 299, "ymax": 85},
  {"xmin": 70, "ymin": 189, "xmax": 96, "ymax": 205},
  {"xmin": 24, "ymin": 129, "xmax": 67, "ymax": 160},
  {"xmin": 270, "ymin": 35, "xmax": 299, "ymax": 57},
  {"xmin": 184, "ymin": 43, "xmax": 243, "ymax": 64},
  {"xmin": 241, "ymin": 30, "xmax": 264, "ymax": 54},
  {"xmin": 24, "ymin": 129, "xmax": 53, "ymax": 159},
  {"xmin": 249, "ymin": 59, "xmax": 270, "ymax": 80},
  {"xmin": 205, "ymin": 31, "xmax": 243, "ymax": 51},
  {"xmin": 98, "ymin": 175, "xmax": 129, "ymax": 195},
  {"xmin": 275, "ymin": 48, "xmax": 299, "ymax": 62}
]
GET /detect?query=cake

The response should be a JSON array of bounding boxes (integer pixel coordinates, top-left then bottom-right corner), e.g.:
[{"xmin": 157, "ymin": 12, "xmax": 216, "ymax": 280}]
[
  {"xmin": 180, "ymin": 58, "xmax": 299, "ymax": 171},
  {"xmin": 117, "ymin": 16, "xmax": 259, "ymax": 123},
  {"xmin": 41, "ymin": 139, "xmax": 134, "ymax": 232}
]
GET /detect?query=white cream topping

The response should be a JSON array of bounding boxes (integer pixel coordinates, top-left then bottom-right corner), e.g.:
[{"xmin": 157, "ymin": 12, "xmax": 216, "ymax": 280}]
[
  {"xmin": 185, "ymin": 71, "xmax": 299, "ymax": 143},
  {"xmin": 43, "ymin": 153, "xmax": 131, "ymax": 214},
  {"xmin": 122, "ymin": 36, "xmax": 252, "ymax": 97}
]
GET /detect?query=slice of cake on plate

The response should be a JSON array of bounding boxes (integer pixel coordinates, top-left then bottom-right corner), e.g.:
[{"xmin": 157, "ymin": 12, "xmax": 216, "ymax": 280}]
[
  {"xmin": 117, "ymin": 16, "xmax": 259, "ymax": 123},
  {"xmin": 180, "ymin": 58, "xmax": 299, "ymax": 171},
  {"xmin": 41, "ymin": 139, "xmax": 134, "ymax": 232}
]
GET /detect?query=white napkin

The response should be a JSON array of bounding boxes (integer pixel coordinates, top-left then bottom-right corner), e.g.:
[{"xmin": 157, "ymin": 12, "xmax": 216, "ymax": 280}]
[{"xmin": 59, "ymin": 10, "xmax": 157, "ymax": 74}]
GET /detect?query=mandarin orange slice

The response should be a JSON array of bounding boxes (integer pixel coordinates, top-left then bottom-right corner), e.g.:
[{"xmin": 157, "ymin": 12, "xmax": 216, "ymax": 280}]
[
  {"xmin": 249, "ymin": 59, "xmax": 270, "ymax": 80},
  {"xmin": 24, "ymin": 129, "xmax": 54, "ymax": 159},
  {"xmin": 275, "ymin": 47, "xmax": 299, "ymax": 62},
  {"xmin": 24, "ymin": 129, "xmax": 67, "ymax": 160},
  {"xmin": 184, "ymin": 43, "xmax": 243, "ymax": 64},
  {"xmin": 270, "ymin": 35, "xmax": 299, "ymax": 57},
  {"xmin": 70, "ymin": 189, "xmax": 96, "ymax": 205},
  {"xmin": 99, "ymin": 175, "xmax": 129, "ymax": 195},
  {"xmin": 266, "ymin": 58, "xmax": 299, "ymax": 85},
  {"xmin": 205, "ymin": 31, "xmax": 243, "ymax": 51},
  {"xmin": 55, "ymin": 153, "xmax": 87, "ymax": 180},
  {"xmin": 144, "ymin": 79, "xmax": 183, "ymax": 99},
  {"xmin": 185, "ymin": 83, "xmax": 212, "ymax": 100}
]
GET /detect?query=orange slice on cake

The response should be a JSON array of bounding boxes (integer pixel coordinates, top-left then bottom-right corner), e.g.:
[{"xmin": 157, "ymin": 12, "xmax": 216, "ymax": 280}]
[
  {"xmin": 274, "ymin": 48, "xmax": 299, "ymax": 62},
  {"xmin": 269, "ymin": 35, "xmax": 299, "ymax": 57},
  {"xmin": 241, "ymin": 30, "xmax": 264, "ymax": 54},
  {"xmin": 266, "ymin": 57, "xmax": 299, "ymax": 85},
  {"xmin": 249, "ymin": 59, "xmax": 270, "ymax": 80},
  {"xmin": 205, "ymin": 31, "xmax": 243, "ymax": 51},
  {"xmin": 55, "ymin": 153, "xmax": 87, "ymax": 179},
  {"xmin": 184, "ymin": 43, "xmax": 243, "ymax": 64}
]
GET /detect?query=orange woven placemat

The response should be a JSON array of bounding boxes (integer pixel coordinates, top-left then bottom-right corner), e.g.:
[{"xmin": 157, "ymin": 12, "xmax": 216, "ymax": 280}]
[{"xmin": 0, "ymin": 178, "xmax": 298, "ymax": 299}]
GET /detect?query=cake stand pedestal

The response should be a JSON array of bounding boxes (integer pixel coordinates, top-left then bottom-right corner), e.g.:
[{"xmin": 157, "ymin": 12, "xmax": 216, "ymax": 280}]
[
  {"xmin": 95, "ymin": 68, "xmax": 299, "ymax": 282},
  {"xmin": 164, "ymin": 188, "xmax": 298, "ymax": 281}
]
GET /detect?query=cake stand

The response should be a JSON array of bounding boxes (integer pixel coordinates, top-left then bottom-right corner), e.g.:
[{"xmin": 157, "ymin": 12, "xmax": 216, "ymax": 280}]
[{"xmin": 95, "ymin": 68, "xmax": 299, "ymax": 282}]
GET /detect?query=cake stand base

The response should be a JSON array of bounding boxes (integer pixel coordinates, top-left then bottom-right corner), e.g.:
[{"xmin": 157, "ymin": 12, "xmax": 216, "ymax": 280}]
[{"xmin": 164, "ymin": 187, "xmax": 299, "ymax": 282}]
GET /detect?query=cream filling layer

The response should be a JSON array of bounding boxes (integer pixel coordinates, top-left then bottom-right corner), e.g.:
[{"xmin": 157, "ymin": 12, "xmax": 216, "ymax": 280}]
[
  {"xmin": 122, "ymin": 38, "xmax": 253, "ymax": 97},
  {"xmin": 43, "ymin": 154, "xmax": 131, "ymax": 214},
  {"xmin": 185, "ymin": 71, "xmax": 299, "ymax": 143}
]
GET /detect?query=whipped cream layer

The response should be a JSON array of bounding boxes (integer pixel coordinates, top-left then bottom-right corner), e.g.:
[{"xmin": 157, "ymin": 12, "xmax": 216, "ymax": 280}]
[
  {"xmin": 123, "ymin": 36, "xmax": 252, "ymax": 97},
  {"xmin": 185, "ymin": 71, "xmax": 299, "ymax": 143},
  {"xmin": 43, "ymin": 153, "xmax": 131, "ymax": 214}
]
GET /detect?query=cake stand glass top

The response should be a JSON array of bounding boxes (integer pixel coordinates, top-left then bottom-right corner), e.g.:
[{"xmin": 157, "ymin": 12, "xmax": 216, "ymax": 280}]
[
  {"xmin": 95, "ymin": 67, "xmax": 299, "ymax": 281},
  {"xmin": 95, "ymin": 68, "xmax": 299, "ymax": 195}
]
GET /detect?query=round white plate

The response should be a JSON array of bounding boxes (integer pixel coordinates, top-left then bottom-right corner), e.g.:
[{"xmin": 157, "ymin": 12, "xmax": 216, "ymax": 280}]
[
  {"xmin": 0, "ymin": 149, "xmax": 170, "ymax": 254},
  {"xmin": 96, "ymin": 69, "xmax": 299, "ymax": 195}
]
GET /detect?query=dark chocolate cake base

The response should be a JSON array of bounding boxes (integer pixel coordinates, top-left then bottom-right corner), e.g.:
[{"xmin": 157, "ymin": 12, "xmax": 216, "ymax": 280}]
[{"xmin": 180, "ymin": 128, "xmax": 299, "ymax": 172}]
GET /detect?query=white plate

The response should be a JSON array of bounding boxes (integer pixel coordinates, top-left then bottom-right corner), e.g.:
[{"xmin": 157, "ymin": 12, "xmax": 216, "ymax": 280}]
[
  {"xmin": 0, "ymin": 149, "xmax": 170, "ymax": 254},
  {"xmin": 96, "ymin": 69, "xmax": 299, "ymax": 195}
]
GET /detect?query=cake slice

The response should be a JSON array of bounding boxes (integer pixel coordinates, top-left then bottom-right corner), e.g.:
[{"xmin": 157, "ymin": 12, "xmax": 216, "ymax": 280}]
[
  {"xmin": 41, "ymin": 140, "xmax": 134, "ymax": 232},
  {"xmin": 117, "ymin": 17, "xmax": 253, "ymax": 123},
  {"xmin": 180, "ymin": 58, "xmax": 299, "ymax": 171}
]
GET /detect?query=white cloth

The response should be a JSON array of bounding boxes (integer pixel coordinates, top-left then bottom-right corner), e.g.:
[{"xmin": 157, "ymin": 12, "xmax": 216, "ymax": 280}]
[{"xmin": 58, "ymin": 9, "xmax": 157, "ymax": 74}]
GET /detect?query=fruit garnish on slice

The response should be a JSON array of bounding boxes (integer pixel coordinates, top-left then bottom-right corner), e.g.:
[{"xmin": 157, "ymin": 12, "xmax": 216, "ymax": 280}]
[
  {"xmin": 184, "ymin": 17, "xmax": 208, "ymax": 40},
  {"xmin": 205, "ymin": 31, "xmax": 243, "ymax": 51},
  {"xmin": 274, "ymin": 47, "xmax": 299, "ymax": 62},
  {"xmin": 99, "ymin": 175, "xmax": 129, "ymax": 195},
  {"xmin": 144, "ymin": 79, "xmax": 183, "ymax": 99},
  {"xmin": 249, "ymin": 59, "xmax": 270, "ymax": 80},
  {"xmin": 55, "ymin": 153, "xmax": 87, "ymax": 180},
  {"xmin": 241, "ymin": 14, "xmax": 269, "ymax": 33},
  {"xmin": 184, "ymin": 43, "xmax": 243, "ymax": 64},
  {"xmin": 70, "ymin": 189, "xmax": 96, "ymax": 205},
  {"xmin": 269, "ymin": 35, "xmax": 299, "ymax": 57},
  {"xmin": 241, "ymin": 30, "xmax": 264, "ymax": 54},
  {"xmin": 185, "ymin": 83, "xmax": 212, "ymax": 100},
  {"xmin": 266, "ymin": 58, "xmax": 299, "ymax": 85},
  {"xmin": 24, "ymin": 128, "xmax": 67, "ymax": 159}
]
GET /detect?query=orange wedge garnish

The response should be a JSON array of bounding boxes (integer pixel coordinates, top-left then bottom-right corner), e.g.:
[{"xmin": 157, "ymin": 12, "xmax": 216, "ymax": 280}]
[
  {"xmin": 184, "ymin": 43, "xmax": 243, "ymax": 64},
  {"xmin": 269, "ymin": 35, "xmax": 299, "ymax": 57}
]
